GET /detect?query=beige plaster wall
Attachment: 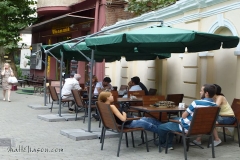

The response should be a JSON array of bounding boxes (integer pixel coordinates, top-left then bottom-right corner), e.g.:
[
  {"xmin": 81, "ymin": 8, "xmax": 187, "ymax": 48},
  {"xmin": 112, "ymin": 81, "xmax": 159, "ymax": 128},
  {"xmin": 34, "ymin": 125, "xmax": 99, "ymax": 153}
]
[
  {"xmin": 166, "ymin": 54, "xmax": 183, "ymax": 95},
  {"xmin": 105, "ymin": 1, "xmax": 240, "ymax": 104},
  {"xmin": 164, "ymin": 5, "xmax": 240, "ymax": 104},
  {"xmin": 105, "ymin": 58, "xmax": 166, "ymax": 94},
  {"xmin": 197, "ymin": 9, "xmax": 240, "ymax": 102}
]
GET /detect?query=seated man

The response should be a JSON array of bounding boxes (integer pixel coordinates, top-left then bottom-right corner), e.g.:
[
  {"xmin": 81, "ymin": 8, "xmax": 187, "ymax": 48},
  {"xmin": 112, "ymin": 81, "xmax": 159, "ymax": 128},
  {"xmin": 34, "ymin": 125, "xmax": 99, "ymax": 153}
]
[
  {"xmin": 123, "ymin": 77, "xmax": 142, "ymax": 98},
  {"xmin": 93, "ymin": 77, "xmax": 113, "ymax": 96},
  {"xmin": 132, "ymin": 76, "xmax": 149, "ymax": 95},
  {"xmin": 92, "ymin": 77, "xmax": 113, "ymax": 120},
  {"xmin": 61, "ymin": 74, "xmax": 82, "ymax": 112},
  {"xmin": 157, "ymin": 84, "xmax": 217, "ymax": 149}
]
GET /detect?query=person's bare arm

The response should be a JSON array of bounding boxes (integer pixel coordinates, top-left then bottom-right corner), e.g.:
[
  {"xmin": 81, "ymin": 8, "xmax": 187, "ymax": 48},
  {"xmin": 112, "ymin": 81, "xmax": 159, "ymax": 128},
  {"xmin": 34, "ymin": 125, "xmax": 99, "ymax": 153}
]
[
  {"xmin": 215, "ymin": 96, "xmax": 223, "ymax": 106},
  {"xmin": 97, "ymin": 87, "xmax": 104, "ymax": 94},
  {"xmin": 110, "ymin": 105, "xmax": 127, "ymax": 121},
  {"xmin": 127, "ymin": 81, "xmax": 133, "ymax": 91},
  {"xmin": 182, "ymin": 111, "xmax": 189, "ymax": 119},
  {"xmin": 97, "ymin": 85, "xmax": 111, "ymax": 93}
]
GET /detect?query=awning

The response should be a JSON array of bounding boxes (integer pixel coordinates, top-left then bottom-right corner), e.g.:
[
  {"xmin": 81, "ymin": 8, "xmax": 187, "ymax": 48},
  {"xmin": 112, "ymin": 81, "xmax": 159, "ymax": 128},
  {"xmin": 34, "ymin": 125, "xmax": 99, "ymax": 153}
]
[{"xmin": 20, "ymin": 14, "xmax": 94, "ymax": 34}]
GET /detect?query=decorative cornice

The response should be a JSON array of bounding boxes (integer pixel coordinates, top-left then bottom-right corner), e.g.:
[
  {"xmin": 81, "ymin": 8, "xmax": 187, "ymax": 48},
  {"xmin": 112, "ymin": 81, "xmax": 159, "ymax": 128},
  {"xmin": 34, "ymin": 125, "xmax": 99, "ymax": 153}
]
[{"xmin": 103, "ymin": 0, "xmax": 238, "ymax": 32}]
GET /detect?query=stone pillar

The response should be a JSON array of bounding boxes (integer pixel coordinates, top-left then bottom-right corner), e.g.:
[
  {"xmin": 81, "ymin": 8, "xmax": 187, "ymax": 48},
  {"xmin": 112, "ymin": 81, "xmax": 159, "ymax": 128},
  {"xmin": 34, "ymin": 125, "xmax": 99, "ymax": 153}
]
[{"xmin": 234, "ymin": 49, "xmax": 240, "ymax": 142}]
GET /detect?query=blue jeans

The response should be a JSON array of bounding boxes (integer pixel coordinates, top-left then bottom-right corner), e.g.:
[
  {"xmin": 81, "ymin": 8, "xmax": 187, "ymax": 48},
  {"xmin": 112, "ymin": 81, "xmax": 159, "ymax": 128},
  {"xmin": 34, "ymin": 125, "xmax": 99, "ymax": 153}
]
[
  {"xmin": 158, "ymin": 122, "xmax": 182, "ymax": 147},
  {"xmin": 217, "ymin": 116, "xmax": 236, "ymax": 125},
  {"xmin": 125, "ymin": 117, "xmax": 162, "ymax": 134}
]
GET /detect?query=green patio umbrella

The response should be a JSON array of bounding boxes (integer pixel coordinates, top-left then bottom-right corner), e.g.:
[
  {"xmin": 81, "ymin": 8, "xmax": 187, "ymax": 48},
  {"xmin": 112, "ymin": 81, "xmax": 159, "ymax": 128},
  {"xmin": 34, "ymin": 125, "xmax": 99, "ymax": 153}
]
[
  {"xmin": 41, "ymin": 41, "xmax": 170, "ymax": 132},
  {"xmin": 64, "ymin": 43, "xmax": 170, "ymax": 61},
  {"xmin": 85, "ymin": 26, "xmax": 239, "ymax": 53},
  {"xmin": 41, "ymin": 43, "xmax": 121, "ymax": 62},
  {"xmin": 42, "ymin": 42, "xmax": 171, "ymax": 62}
]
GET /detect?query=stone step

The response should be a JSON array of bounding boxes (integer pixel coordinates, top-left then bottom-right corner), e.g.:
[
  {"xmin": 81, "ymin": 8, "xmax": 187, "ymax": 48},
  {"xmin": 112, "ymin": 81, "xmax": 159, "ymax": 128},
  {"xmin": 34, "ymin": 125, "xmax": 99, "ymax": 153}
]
[
  {"xmin": 60, "ymin": 129, "xmax": 119, "ymax": 141},
  {"xmin": 37, "ymin": 114, "xmax": 84, "ymax": 122}
]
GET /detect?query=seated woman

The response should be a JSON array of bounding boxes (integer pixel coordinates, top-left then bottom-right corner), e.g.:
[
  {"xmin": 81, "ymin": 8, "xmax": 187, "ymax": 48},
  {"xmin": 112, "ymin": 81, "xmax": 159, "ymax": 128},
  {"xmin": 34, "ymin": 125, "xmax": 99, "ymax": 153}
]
[
  {"xmin": 98, "ymin": 91, "xmax": 162, "ymax": 134},
  {"xmin": 191, "ymin": 84, "xmax": 236, "ymax": 147},
  {"xmin": 85, "ymin": 75, "xmax": 98, "ymax": 92}
]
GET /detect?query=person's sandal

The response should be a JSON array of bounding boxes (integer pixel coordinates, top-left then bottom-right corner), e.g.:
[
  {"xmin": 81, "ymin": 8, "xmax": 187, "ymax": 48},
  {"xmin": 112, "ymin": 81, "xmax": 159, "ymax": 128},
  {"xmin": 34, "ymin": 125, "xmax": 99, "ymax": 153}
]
[
  {"xmin": 68, "ymin": 108, "xmax": 74, "ymax": 113},
  {"xmin": 209, "ymin": 139, "xmax": 222, "ymax": 147}
]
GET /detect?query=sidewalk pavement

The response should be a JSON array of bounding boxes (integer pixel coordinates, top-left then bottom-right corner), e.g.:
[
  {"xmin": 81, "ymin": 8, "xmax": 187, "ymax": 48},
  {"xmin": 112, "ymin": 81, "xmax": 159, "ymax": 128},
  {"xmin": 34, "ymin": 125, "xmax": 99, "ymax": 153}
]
[{"xmin": 0, "ymin": 88, "xmax": 239, "ymax": 160}]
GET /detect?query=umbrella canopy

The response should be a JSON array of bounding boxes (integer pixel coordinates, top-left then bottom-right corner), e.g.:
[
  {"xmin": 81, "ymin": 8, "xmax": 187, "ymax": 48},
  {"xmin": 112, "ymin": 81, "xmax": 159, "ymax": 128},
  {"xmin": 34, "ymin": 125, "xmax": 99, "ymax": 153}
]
[
  {"xmin": 41, "ymin": 42, "xmax": 171, "ymax": 62},
  {"xmin": 85, "ymin": 26, "xmax": 240, "ymax": 53},
  {"xmin": 41, "ymin": 43, "xmax": 121, "ymax": 62}
]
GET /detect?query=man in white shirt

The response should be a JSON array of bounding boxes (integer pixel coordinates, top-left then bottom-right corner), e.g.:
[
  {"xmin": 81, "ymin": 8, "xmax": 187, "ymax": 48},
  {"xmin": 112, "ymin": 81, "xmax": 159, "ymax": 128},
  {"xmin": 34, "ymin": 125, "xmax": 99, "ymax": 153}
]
[
  {"xmin": 93, "ymin": 77, "xmax": 113, "ymax": 95},
  {"xmin": 61, "ymin": 74, "xmax": 82, "ymax": 112},
  {"xmin": 123, "ymin": 77, "xmax": 142, "ymax": 98}
]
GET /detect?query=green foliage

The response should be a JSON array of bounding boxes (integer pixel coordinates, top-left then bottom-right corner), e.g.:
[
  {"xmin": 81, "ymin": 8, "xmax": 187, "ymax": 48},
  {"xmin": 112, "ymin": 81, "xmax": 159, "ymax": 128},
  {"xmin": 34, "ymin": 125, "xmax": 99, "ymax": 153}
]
[
  {"xmin": 0, "ymin": 0, "xmax": 37, "ymax": 52},
  {"xmin": 25, "ymin": 55, "xmax": 30, "ymax": 65},
  {"xmin": 16, "ymin": 65, "xmax": 22, "ymax": 78},
  {"xmin": 125, "ymin": 0, "xmax": 177, "ymax": 16},
  {"xmin": 14, "ymin": 53, "xmax": 20, "ymax": 64}
]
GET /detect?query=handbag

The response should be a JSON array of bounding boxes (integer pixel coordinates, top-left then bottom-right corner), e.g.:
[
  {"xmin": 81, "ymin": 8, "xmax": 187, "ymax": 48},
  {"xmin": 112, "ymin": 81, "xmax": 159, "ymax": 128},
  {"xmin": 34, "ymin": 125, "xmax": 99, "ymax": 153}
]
[
  {"xmin": 8, "ymin": 76, "xmax": 18, "ymax": 84},
  {"xmin": 119, "ymin": 102, "xmax": 134, "ymax": 125},
  {"xmin": 119, "ymin": 102, "xmax": 130, "ymax": 113}
]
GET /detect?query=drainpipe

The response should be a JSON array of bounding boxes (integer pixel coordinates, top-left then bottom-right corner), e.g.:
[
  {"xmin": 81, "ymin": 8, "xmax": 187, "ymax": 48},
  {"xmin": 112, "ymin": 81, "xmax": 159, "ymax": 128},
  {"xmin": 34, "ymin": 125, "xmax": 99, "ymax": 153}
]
[
  {"xmin": 94, "ymin": 0, "xmax": 100, "ymax": 33},
  {"xmin": 93, "ymin": 0, "xmax": 100, "ymax": 76},
  {"xmin": 93, "ymin": 0, "xmax": 105, "ymax": 80}
]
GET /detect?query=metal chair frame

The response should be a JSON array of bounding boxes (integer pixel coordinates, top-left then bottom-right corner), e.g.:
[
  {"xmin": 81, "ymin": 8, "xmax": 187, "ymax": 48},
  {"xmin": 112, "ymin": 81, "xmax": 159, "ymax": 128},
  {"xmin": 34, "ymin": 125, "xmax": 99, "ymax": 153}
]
[{"xmin": 96, "ymin": 101, "xmax": 149, "ymax": 157}]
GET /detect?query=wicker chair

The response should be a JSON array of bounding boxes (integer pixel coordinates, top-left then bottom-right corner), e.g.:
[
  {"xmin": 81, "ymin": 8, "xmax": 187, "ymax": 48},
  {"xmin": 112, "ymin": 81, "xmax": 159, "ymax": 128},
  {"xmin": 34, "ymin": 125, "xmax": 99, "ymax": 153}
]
[
  {"xmin": 148, "ymin": 88, "xmax": 157, "ymax": 95},
  {"xmin": 164, "ymin": 107, "xmax": 220, "ymax": 160},
  {"xmin": 215, "ymin": 98, "xmax": 240, "ymax": 147},
  {"xmin": 96, "ymin": 101, "xmax": 149, "ymax": 157},
  {"xmin": 71, "ymin": 89, "xmax": 91, "ymax": 121},
  {"xmin": 48, "ymin": 86, "xmax": 74, "ymax": 112}
]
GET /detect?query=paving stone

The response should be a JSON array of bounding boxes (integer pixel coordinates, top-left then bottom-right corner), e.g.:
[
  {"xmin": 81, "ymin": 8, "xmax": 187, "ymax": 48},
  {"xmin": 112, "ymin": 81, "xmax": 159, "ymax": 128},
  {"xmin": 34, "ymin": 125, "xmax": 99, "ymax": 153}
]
[
  {"xmin": 60, "ymin": 129, "xmax": 85, "ymax": 137},
  {"xmin": 0, "ymin": 138, "xmax": 11, "ymax": 147},
  {"xmin": 93, "ymin": 131, "xmax": 119, "ymax": 139},
  {"xmin": 61, "ymin": 114, "xmax": 84, "ymax": 121},
  {"xmin": 37, "ymin": 114, "xmax": 66, "ymax": 122},
  {"xmin": 28, "ymin": 104, "xmax": 60, "ymax": 110},
  {"xmin": 68, "ymin": 132, "xmax": 98, "ymax": 141},
  {"xmin": 0, "ymin": 90, "xmax": 239, "ymax": 160}
]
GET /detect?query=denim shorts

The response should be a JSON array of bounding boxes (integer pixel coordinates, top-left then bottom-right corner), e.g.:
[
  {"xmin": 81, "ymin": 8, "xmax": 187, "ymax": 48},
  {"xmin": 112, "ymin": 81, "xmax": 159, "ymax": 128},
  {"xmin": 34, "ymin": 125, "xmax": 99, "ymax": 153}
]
[{"xmin": 217, "ymin": 116, "xmax": 236, "ymax": 125}]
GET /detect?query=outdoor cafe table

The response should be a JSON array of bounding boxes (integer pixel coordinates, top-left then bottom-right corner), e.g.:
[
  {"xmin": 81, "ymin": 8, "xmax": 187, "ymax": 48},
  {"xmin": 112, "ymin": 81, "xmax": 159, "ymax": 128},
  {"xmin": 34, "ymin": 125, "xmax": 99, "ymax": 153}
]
[
  {"xmin": 130, "ymin": 106, "xmax": 186, "ymax": 121},
  {"xmin": 117, "ymin": 97, "xmax": 143, "ymax": 102}
]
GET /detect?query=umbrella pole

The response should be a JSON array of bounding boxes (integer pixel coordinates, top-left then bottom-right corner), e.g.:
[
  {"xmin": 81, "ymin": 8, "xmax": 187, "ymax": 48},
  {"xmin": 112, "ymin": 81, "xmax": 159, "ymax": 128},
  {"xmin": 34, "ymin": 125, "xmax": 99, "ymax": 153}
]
[
  {"xmin": 44, "ymin": 51, "xmax": 48, "ymax": 106},
  {"xmin": 58, "ymin": 50, "xmax": 64, "ymax": 117},
  {"xmin": 43, "ymin": 49, "xmax": 62, "ymax": 108},
  {"xmin": 88, "ymin": 50, "xmax": 94, "ymax": 132}
]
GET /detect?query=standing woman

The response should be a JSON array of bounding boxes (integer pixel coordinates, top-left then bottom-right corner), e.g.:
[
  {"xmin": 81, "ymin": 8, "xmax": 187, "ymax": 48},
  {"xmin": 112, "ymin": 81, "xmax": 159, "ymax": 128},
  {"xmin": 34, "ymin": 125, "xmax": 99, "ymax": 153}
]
[{"xmin": 1, "ymin": 63, "xmax": 14, "ymax": 102}]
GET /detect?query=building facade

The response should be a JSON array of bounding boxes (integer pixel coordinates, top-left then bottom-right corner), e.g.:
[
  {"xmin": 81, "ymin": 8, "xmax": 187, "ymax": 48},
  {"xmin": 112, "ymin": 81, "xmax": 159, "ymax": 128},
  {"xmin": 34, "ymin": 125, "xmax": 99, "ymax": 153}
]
[
  {"xmin": 103, "ymin": 0, "xmax": 240, "ymax": 107},
  {"xmin": 22, "ymin": 0, "xmax": 133, "ymax": 83}
]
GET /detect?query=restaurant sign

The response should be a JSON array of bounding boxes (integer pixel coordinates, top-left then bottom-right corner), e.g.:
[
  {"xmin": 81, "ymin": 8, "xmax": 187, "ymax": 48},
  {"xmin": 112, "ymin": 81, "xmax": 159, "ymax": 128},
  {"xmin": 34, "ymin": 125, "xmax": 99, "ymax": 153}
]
[{"xmin": 52, "ymin": 27, "xmax": 70, "ymax": 35}]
